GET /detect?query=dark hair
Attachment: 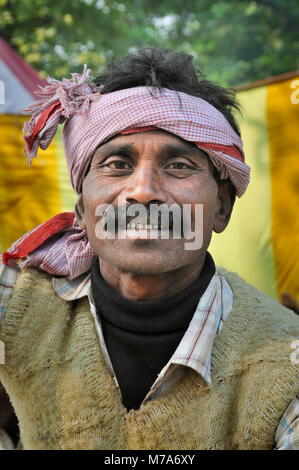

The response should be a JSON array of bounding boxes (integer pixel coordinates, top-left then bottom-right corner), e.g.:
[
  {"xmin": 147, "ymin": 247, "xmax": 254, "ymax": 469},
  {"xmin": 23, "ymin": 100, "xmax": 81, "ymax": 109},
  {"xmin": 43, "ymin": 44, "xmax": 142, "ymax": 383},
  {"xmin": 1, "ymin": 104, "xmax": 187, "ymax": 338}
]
[
  {"xmin": 93, "ymin": 47, "xmax": 241, "ymax": 136},
  {"xmin": 93, "ymin": 47, "xmax": 238, "ymax": 203}
]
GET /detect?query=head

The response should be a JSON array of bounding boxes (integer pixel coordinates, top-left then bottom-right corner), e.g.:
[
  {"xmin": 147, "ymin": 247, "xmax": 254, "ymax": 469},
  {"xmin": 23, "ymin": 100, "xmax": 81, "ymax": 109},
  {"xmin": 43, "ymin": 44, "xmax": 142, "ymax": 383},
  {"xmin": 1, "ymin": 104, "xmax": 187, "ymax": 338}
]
[
  {"xmin": 79, "ymin": 48, "xmax": 240, "ymax": 275},
  {"xmin": 20, "ymin": 47, "xmax": 248, "ymax": 281}
]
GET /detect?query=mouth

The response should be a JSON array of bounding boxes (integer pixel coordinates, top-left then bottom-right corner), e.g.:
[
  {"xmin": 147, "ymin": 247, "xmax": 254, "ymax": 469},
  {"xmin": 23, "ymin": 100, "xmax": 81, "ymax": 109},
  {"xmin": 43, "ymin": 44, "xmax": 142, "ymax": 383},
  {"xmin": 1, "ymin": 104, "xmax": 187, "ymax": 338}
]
[
  {"xmin": 121, "ymin": 223, "xmax": 172, "ymax": 241},
  {"xmin": 126, "ymin": 223, "xmax": 166, "ymax": 230},
  {"xmin": 100, "ymin": 219, "xmax": 174, "ymax": 241},
  {"xmin": 100, "ymin": 204, "xmax": 183, "ymax": 238},
  {"xmin": 103, "ymin": 217, "xmax": 174, "ymax": 233}
]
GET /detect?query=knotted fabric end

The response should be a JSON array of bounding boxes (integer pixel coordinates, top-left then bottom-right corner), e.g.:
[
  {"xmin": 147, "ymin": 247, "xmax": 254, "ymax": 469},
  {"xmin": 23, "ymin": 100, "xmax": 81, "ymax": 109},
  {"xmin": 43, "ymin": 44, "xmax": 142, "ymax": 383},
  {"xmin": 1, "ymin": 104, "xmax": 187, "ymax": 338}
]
[{"xmin": 22, "ymin": 65, "xmax": 101, "ymax": 166}]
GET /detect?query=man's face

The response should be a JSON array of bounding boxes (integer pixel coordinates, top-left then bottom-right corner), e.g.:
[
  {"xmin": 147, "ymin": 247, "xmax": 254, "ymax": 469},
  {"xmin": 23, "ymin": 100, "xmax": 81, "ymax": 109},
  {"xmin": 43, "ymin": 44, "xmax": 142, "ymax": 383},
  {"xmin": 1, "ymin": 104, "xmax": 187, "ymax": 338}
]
[{"xmin": 81, "ymin": 130, "xmax": 232, "ymax": 274}]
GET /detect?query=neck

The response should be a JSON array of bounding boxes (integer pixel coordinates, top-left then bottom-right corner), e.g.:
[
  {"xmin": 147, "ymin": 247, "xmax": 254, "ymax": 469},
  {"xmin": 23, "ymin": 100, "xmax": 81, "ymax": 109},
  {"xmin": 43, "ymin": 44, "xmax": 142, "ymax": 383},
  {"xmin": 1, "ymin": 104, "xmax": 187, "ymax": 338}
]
[{"xmin": 98, "ymin": 254, "xmax": 207, "ymax": 301}]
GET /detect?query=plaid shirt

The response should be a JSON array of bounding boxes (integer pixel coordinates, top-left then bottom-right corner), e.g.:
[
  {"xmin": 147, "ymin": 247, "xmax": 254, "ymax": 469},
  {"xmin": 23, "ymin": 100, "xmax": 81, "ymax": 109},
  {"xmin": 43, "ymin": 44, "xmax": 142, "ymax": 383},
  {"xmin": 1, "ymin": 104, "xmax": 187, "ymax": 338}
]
[{"xmin": 0, "ymin": 260, "xmax": 298, "ymax": 449}]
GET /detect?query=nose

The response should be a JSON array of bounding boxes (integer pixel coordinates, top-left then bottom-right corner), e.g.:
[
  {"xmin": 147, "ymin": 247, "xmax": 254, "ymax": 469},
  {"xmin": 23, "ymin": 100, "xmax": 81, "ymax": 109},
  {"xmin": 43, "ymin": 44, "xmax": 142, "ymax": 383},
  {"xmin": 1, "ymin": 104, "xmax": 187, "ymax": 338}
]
[{"xmin": 124, "ymin": 161, "xmax": 167, "ymax": 206}]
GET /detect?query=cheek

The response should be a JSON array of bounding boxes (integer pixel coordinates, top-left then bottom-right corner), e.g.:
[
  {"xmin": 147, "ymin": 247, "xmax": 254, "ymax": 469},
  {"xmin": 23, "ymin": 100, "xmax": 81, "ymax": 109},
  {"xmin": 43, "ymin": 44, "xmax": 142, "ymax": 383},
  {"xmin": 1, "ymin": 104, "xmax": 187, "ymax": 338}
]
[
  {"xmin": 81, "ymin": 174, "xmax": 125, "ymax": 248},
  {"xmin": 186, "ymin": 181, "xmax": 219, "ymax": 237},
  {"xmin": 82, "ymin": 174, "xmax": 120, "ymax": 216},
  {"xmin": 173, "ymin": 177, "xmax": 218, "ymax": 214}
]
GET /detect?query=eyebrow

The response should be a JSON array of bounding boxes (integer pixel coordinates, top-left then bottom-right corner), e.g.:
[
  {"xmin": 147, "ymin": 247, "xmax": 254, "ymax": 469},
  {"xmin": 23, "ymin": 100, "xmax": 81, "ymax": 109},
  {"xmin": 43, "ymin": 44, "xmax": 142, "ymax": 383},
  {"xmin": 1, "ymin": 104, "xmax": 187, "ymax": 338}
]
[
  {"xmin": 96, "ymin": 141, "xmax": 202, "ymax": 160},
  {"xmin": 157, "ymin": 143, "xmax": 200, "ymax": 159},
  {"xmin": 96, "ymin": 143, "xmax": 136, "ymax": 158}
]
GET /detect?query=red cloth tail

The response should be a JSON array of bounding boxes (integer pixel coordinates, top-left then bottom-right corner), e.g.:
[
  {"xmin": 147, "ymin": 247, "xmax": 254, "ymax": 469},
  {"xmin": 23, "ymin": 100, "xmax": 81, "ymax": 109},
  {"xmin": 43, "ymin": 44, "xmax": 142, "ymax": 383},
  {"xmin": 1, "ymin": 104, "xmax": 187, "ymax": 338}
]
[{"xmin": 2, "ymin": 212, "xmax": 75, "ymax": 265}]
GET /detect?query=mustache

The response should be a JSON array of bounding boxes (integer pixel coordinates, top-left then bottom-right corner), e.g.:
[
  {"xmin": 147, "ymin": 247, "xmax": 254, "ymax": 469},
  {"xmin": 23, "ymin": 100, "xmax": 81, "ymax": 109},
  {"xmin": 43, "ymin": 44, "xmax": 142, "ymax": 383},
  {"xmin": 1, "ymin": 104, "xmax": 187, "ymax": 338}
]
[{"xmin": 101, "ymin": 204, "xmax": 184, "ymax": 231}]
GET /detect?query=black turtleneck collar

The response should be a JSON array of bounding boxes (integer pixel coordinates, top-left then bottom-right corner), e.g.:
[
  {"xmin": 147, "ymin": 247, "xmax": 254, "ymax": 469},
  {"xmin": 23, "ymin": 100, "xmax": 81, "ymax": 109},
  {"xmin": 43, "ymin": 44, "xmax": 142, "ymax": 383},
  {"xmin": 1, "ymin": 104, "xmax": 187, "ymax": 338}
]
[{"xmin": 91, "ymin": 252, "xmax": 215, "ymax": 410}]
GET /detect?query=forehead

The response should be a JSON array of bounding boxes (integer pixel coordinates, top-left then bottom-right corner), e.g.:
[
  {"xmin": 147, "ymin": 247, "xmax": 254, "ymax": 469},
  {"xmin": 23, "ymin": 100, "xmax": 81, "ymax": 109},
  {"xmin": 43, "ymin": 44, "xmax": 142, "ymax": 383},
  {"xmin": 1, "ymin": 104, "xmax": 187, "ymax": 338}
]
[{"xmin": 94, "ymin": 130, "xmax": 208, "ymax": 160}]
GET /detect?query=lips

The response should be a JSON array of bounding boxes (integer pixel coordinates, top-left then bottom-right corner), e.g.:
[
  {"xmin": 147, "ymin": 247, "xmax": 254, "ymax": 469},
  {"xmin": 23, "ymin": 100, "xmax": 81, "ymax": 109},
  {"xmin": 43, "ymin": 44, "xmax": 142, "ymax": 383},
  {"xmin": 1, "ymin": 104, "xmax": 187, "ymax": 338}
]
[
  {"xmin": 127, "ymin": 223, "xmax": 160, "ymax": 230},
  {"xmin": 124, "ymin": 212, "xmax": 175, "ymax": 231},
  {"xmin": 103, "ymin": 221, "xmax": 171, "ymax": 232},
  {"xmin": 101, "ymin": 205, "xmax": 182, "ymax": 233}
]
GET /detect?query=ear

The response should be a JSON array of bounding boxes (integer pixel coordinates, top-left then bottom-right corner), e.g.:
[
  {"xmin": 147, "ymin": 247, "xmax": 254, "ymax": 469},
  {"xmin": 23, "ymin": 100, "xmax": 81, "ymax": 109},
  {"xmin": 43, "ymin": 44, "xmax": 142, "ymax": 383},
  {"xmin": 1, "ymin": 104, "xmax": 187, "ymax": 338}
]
[
  {"xmin": 213, "ymin": 181, "xmax": 235, "ymax": 233},
  {"xmin": 75, "ymin": 194, "xmax": 86, "ymax": 230}
]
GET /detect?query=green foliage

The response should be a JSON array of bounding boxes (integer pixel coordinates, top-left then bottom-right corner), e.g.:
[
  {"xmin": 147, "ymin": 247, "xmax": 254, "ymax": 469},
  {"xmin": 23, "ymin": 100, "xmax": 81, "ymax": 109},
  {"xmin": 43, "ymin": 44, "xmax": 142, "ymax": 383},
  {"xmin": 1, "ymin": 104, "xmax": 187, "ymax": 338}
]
[{"xmin": 0, "ymin": 0, "xmax": 298, "ymax": 86}]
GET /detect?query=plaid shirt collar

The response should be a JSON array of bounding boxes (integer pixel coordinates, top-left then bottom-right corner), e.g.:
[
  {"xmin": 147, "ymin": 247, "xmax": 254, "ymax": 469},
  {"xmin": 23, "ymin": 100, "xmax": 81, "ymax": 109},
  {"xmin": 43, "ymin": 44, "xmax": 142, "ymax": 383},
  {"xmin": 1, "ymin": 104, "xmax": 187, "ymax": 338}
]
[{"xmin": 53, "ymin": 269, "xmax": 233, "ymax": 387}]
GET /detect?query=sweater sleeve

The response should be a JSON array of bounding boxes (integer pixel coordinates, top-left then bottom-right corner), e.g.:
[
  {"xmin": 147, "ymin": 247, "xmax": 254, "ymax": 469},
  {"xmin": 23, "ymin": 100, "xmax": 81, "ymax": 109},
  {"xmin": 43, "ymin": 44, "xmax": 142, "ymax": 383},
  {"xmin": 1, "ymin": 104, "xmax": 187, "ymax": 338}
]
[{"xmin": 275, "ymin": 395, "xmax": 299, "ymax": 449}]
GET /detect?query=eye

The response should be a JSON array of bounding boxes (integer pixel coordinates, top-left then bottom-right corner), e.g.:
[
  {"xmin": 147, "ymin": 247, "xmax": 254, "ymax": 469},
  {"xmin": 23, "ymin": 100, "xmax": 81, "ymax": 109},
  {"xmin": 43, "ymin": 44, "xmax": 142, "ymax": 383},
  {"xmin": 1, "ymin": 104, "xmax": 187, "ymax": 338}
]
[
  {"xmin": 165, "ymin": 162, "xmax": 192, "ymax": 170},
  {"xmin": 106, "ymin": 160, "xmax": 131, "ymax": 170}
]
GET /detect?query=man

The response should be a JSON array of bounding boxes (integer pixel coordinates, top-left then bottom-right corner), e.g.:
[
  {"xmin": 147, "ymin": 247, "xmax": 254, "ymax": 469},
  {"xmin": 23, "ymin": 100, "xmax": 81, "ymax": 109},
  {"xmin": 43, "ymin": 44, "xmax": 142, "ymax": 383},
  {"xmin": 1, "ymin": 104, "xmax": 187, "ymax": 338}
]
[{"xmin": 0, "ymin": 48, "xmax": 298, "ymax": 450}]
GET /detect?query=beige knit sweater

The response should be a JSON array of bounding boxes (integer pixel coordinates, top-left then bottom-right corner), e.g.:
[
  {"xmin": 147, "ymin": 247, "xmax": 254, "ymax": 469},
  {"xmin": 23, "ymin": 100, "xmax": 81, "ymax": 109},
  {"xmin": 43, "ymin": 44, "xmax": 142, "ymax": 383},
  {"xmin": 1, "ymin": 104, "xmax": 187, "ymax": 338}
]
[{"xmin": 0, "ymin": 267, "xmax": 299, "ymax": 450}]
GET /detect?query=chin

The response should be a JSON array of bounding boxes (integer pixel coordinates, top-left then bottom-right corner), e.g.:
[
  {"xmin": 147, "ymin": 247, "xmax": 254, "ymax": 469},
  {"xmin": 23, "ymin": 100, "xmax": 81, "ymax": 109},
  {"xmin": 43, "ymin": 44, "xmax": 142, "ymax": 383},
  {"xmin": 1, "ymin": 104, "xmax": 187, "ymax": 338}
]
[
  {"xmin": 98, "ymin": 249, "xmax": 189, "ymax": 275},
  {"xmin": 92, "ymin": 237, "xmax": 203, "ymax": 275}
]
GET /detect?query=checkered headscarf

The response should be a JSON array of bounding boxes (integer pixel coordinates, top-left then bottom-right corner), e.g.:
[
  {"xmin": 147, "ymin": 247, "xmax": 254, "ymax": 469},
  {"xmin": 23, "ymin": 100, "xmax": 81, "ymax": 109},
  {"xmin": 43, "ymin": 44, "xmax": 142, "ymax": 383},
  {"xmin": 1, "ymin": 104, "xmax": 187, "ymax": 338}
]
[{"xmin": 3, "ymin": 66, "xmax": 250, "ymax": 278}]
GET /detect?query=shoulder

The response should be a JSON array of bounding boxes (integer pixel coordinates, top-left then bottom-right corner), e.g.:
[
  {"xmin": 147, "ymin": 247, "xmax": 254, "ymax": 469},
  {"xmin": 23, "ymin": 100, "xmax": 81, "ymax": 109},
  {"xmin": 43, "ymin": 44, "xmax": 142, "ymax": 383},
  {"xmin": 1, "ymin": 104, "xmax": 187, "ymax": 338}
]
[
  {"xmin": 0, "ymin": 262, "xmax": 61, "ymax": 337},
  {"xmin": 0, "ymin": 259, "xmax": 21, "ymax": 325},
  {"xmin": 213, "ymin": 268, "xmax": 299, "ymax": 447},
  {"xmin": 217, "ymin": 266, "xmax": 299, "ymax": 331},
  {"xmin": 11, "ymin": 265, "xmax": 53, "ymax": 291}
]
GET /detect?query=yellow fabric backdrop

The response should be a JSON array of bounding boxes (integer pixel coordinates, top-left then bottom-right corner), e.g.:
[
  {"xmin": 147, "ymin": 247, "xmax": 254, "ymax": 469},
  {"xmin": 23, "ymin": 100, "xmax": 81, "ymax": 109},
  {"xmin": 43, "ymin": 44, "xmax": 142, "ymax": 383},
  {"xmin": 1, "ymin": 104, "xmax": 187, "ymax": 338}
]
[
  {"xmin": 0, "ymin": 115, "xmax": 67, "ymax": 252},
  {"xmin": 210, "ymin": 75, "xmax": 299, "ymax": 301}
]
